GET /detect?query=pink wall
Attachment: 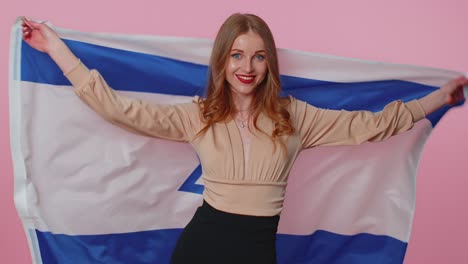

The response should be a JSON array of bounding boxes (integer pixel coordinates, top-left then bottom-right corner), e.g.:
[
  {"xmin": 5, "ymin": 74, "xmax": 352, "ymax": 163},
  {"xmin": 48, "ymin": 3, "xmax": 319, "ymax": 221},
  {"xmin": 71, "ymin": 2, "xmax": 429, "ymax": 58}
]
[{"xmin": 1, "ymin": 0, "xmax": 467, "ymax": 263}]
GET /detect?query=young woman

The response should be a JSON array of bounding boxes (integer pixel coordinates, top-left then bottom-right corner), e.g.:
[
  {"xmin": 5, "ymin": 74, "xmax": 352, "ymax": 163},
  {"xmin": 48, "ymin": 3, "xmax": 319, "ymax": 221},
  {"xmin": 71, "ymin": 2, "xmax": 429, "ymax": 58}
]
[{"xmin": 22, "ymin": 13, "xmax": 466, "ymax": 264}]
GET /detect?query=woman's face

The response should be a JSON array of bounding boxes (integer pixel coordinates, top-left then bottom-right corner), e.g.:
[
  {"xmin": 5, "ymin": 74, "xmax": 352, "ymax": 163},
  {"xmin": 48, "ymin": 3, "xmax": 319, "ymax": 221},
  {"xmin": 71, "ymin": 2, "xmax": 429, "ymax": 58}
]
[{"xmin": 225, "ymin": 30, "xmax": 268, "ymax": 98}]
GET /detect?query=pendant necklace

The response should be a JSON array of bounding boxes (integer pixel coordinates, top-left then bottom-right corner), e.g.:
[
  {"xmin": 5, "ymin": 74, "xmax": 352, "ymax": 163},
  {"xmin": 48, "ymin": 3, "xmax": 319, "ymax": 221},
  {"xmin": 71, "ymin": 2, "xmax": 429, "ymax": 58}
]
[
  {"xmin": 236, "ymin": 116, "xmax": 248, "ymax": 128},
  {"xmin": 235, "ymin": 108, "xmax": 250, "ymax": 128}
]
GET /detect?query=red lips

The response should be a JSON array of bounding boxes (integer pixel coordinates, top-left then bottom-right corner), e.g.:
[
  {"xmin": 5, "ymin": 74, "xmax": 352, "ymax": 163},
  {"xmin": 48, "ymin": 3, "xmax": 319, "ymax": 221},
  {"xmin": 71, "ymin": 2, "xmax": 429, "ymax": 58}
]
[{"xmin": 236, "ymin": 74, "xmax": 255, "ymax": 84}]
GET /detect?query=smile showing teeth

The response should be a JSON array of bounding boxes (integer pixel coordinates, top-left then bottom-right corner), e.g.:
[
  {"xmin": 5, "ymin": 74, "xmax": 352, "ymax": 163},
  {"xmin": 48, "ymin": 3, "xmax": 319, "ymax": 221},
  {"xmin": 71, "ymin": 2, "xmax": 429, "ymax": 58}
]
[
  {"xmin": 236, "ymin": 74, "xmax": 256, "ymax": 84},
  {"xmin": 237, "ymin": 75, "xmax": 254, "ymax": 80}
]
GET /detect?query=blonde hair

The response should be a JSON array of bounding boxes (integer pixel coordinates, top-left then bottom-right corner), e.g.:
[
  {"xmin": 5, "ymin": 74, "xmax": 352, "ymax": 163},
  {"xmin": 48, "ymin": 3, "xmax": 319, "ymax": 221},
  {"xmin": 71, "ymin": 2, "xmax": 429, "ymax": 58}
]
[{"xmin": 197, "ymin": 13, "xmax": 294, "ymax": 151}]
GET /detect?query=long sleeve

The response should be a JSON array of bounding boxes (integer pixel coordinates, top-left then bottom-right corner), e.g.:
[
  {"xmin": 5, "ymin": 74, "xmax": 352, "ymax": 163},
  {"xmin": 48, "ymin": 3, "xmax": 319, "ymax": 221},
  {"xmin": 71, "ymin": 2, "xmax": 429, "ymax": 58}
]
[
  {"xmin": 65, "ymin": 61, "xmax": 202, "ymax": 142},
  {"xmin": 290, "ymin": 96, "xmax": 426, "ymax": 149}
]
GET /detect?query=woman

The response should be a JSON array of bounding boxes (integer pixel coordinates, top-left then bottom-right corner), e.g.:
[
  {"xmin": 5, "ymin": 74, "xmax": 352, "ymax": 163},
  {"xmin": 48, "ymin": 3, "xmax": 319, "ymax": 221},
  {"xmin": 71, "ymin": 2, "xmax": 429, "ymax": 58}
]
[{"xmin": 22, "ymin": 13, "xmax": 466, "ymax": 264}]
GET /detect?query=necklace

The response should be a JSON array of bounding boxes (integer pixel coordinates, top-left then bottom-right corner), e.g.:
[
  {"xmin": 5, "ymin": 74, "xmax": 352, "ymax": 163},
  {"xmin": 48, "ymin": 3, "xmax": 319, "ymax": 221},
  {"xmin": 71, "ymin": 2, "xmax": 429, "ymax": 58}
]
[
  {"xmin": 236, "ymin": 116, "xmax": 248, "ymax": 128},
  {"xmin": 234, "ymin": 106, "xmax": 250, "ymax": 128}
]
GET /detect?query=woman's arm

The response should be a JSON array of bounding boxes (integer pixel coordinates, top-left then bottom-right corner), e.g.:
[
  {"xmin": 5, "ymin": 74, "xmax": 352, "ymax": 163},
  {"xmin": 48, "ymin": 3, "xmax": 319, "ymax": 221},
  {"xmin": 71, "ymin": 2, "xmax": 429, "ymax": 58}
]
[
  {"xmin": 22, "ymin": 17, "xmax": 79, "ymax": 73},
  {"xmin": 22, "ymin": 17, "xmax": 202, "ymax": 142},
  {"xmin": 292, "ymin": 77, "xmax": 466, "ymax": 149}
]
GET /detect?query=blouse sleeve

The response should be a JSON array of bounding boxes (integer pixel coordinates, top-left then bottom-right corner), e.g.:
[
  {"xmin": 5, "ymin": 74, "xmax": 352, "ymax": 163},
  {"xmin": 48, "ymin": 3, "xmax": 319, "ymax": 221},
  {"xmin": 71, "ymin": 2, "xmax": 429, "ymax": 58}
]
[
  {"xmin": 289, "ymin": 96, "xmax": 426, "ymax": 149},
  {"xmin": 65, "ymin": 61, "xmax": 202, "ymax": 142}
]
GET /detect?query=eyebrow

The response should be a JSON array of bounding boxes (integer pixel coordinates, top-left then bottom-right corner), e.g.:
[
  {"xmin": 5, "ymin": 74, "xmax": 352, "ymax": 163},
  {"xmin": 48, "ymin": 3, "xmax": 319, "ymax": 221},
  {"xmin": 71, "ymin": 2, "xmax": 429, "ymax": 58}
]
[{"xmin": 231, "ymin": 49, "xmax": 266, "ymax": 53}]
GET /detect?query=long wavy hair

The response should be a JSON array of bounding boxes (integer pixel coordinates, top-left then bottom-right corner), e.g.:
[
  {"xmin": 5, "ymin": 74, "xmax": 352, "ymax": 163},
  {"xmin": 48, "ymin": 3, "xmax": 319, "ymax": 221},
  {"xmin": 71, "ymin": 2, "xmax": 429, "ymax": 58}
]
[{"xmin": 197, "ymin": 13, "xmax": 294, "ymax": 150}]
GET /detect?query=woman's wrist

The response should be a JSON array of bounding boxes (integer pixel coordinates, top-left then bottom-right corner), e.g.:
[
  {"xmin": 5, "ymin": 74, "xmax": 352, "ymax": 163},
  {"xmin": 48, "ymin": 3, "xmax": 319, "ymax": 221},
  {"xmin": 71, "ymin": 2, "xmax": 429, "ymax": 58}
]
[
  {"xmin": 47, "ymin": 37, "xmax": 66, "ymax": 56},
  {"xmin": 420, "ymin": 88, "xmax": 448, "ymax": 115},
  {"xmin": 47, "ymin": 39, "xmax": 80, "ymax": 74}
]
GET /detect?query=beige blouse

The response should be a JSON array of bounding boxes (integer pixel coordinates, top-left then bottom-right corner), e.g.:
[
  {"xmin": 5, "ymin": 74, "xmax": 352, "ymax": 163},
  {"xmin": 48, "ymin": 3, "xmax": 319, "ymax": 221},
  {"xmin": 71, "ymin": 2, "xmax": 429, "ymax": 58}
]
[{"xmin": 66, "ymin": 61, "xmax": 426, "ymax": 216}]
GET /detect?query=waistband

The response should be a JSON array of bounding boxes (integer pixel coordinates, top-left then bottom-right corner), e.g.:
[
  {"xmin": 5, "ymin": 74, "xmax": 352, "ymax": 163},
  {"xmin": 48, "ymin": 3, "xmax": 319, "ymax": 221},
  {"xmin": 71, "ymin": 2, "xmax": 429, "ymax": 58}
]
[
  {"xmin": 202, "ymin": 176, "xmax": 287, "ymax": 216},
  {"xmin": 198, "ymin": 200, "xmax": 280, "ymax": 229}
]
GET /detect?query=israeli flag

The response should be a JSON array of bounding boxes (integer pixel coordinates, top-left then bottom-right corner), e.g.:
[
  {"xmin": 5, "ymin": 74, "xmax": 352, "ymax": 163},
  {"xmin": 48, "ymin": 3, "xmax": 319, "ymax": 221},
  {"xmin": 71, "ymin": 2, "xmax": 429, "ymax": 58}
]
[{"xmin": 10, "ymin": 17, "xmax": 467, "ymax": 263}]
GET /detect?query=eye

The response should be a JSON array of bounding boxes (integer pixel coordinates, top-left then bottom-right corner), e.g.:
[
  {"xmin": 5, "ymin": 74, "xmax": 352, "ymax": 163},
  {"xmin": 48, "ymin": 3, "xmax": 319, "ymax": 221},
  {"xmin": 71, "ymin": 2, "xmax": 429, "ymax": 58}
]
[
  {"xmin": 255, "ymin": 54, "xmax": 265, "ymax": 61},
  {"xmin": 231, "ymin": 53, "xmax": 241, "ymax": 59}
]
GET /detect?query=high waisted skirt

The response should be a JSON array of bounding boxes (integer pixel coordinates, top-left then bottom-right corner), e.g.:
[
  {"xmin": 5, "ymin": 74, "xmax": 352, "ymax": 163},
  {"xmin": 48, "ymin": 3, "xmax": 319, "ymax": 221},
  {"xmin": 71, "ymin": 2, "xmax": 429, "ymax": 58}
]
[{"xmin": 170, "ymin": 200, "xmax": 280, "ymax": 264}]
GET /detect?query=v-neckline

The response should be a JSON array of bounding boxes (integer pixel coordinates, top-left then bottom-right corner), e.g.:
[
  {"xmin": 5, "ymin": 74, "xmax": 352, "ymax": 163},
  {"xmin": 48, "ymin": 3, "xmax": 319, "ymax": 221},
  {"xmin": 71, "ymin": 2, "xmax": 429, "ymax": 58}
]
[{"xmin": 228, "ymin": 117, "xmax": 256, "ymax": 177}]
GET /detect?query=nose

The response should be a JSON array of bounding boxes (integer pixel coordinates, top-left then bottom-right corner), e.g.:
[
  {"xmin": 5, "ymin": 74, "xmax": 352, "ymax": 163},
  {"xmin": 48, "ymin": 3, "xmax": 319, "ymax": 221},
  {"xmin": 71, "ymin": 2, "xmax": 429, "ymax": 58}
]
[{"xmin": 241, "ymin": 57, "xmax": 253, "ymax": 73}]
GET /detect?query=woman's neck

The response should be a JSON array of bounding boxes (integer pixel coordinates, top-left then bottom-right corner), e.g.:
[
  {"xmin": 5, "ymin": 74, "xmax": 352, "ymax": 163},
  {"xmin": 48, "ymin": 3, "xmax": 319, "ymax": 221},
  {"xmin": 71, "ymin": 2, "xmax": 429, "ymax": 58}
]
[{"xmin": 232, "ymin": 93, "xmax": 253, "ymax": 119}]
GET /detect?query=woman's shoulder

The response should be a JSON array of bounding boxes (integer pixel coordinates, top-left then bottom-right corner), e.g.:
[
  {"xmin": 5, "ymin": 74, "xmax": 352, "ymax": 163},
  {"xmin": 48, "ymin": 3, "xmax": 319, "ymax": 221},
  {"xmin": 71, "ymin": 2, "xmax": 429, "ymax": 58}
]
[{"xmin": 282, "ymin": 95, "xmax": 321, "ymax": 121}]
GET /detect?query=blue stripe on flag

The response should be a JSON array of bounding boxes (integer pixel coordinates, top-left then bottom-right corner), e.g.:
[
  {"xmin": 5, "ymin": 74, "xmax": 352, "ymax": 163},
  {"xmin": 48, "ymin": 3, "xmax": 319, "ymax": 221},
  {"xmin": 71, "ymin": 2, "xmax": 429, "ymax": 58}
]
[
  {"xmin": 35, "ymin": 229, "xmax": 406, "ymax": 264},
  {"xmin": 21, "ymin": 39, "xmax": 208, "ymax": 96},
  {"xmin": 277, "ymin": 230, "xmax": 406, "ymax": 264},
  {"xmin": 21, "ymin": 39, "xmax": 461, "ymax": 126}
]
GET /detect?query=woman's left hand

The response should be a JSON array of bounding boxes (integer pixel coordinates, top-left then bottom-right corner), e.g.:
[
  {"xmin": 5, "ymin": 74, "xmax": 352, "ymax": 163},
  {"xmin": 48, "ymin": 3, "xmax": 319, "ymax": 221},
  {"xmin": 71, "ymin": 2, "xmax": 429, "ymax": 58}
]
[{"xmin": 441, "ymin": 76, "xmax": 468, "ymax": 105}]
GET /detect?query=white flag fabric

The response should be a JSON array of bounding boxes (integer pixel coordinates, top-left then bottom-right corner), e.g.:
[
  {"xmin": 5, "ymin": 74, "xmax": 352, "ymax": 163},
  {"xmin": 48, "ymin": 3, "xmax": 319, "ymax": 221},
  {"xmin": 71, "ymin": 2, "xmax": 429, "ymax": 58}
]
[{"xmin": 9, "ymin": 18, "xmax": 467, "ymax": 263}]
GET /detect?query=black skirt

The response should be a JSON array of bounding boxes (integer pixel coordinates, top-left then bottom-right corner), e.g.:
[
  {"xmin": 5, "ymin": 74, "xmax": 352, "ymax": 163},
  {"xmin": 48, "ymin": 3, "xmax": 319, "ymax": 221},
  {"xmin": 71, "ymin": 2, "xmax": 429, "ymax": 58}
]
[{"xmin": 170, "ymin": 200, "xmax": 280, "ymax": 264}]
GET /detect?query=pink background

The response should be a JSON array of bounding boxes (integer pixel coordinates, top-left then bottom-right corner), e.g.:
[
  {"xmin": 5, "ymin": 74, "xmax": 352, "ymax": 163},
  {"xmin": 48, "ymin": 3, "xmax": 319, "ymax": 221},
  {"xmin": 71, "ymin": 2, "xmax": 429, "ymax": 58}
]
[{"xmin": 1, "ymin": 0, "xmax": 467, "ymax": 263}]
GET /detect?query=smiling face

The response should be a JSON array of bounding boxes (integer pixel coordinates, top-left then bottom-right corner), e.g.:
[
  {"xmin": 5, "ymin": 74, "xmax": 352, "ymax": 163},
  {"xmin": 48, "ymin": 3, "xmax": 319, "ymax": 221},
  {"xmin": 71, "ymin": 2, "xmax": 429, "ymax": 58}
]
[{"xmin": 225, "ymin": 30, "xmax": 268, "ymax": 99}]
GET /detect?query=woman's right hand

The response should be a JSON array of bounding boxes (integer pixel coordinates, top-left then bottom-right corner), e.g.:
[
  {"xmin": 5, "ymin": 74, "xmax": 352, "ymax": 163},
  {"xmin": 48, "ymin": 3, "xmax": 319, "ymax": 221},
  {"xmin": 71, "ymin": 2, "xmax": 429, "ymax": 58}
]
[
  {"xmin": 21, "ymin": 17, "xmax": 81, "ymax": 74},
  {"xmin": 22, "ymin": 17, "xmax": 61, "ymax": 54}
]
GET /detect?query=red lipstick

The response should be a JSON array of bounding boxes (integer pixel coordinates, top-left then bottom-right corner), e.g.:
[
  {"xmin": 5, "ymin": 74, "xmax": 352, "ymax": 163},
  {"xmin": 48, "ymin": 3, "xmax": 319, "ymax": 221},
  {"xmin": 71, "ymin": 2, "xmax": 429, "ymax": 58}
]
[{"xmin": 236, "ymin": 74, "xmax": 255, "ymax": 84}]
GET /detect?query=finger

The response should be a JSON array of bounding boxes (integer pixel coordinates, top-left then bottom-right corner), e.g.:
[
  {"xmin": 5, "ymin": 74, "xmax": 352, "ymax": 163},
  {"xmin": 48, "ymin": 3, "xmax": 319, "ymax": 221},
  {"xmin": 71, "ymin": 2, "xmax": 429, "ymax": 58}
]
[
  {"xmin": 21, "ymin": 17, "xmax": 46, "ymax": 32},
  {"xmin": 22, "ymin": 26, "xmax": 32, "ymax": 32},
  {"xmin": 22, "ymin": 31, "xmax": 31, "ymax": 40},
  {"xmin": 451, "ymin": 87, "xmax": 465, "ymax": 103},
  {"xmin": 453, "ymin": 92, "xmax": 460, "ymax": 103},
  {"xmin": 22, "ymin": 25, "xmax": 32, "ymax": 32},
  {"xmin": 22, "ymin": 17, "xmax": 36, "ymax": 30},
  {"xmin": 457, "ymin": 87, "xmax": 465, "ymax": 100},
  {"xmin": 28, "ymin": 20, "xmax": 45, "ymax": 29}
]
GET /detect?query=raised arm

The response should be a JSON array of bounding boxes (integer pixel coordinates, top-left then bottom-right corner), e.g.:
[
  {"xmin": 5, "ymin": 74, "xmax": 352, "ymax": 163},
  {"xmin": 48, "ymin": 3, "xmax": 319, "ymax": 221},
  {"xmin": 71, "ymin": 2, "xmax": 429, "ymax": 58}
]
[
  {"xmin": 22, "ymin": 17, "xmax": 79, "ymax": 74},
  {"xmin": 22, "ymin": 17, "xmax": 202, "ymax": 142},
  {"xmin": 292, "ymin": 77, "xmax": 467, "ymax": 149}
]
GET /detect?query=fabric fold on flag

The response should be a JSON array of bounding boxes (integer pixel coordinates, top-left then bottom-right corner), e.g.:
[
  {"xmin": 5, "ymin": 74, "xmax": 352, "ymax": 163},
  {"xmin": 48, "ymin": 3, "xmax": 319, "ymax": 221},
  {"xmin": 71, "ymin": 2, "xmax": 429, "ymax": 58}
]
[{"xmin": 9, "ymin": 17, "xmax": 467, "ymax": 264}]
